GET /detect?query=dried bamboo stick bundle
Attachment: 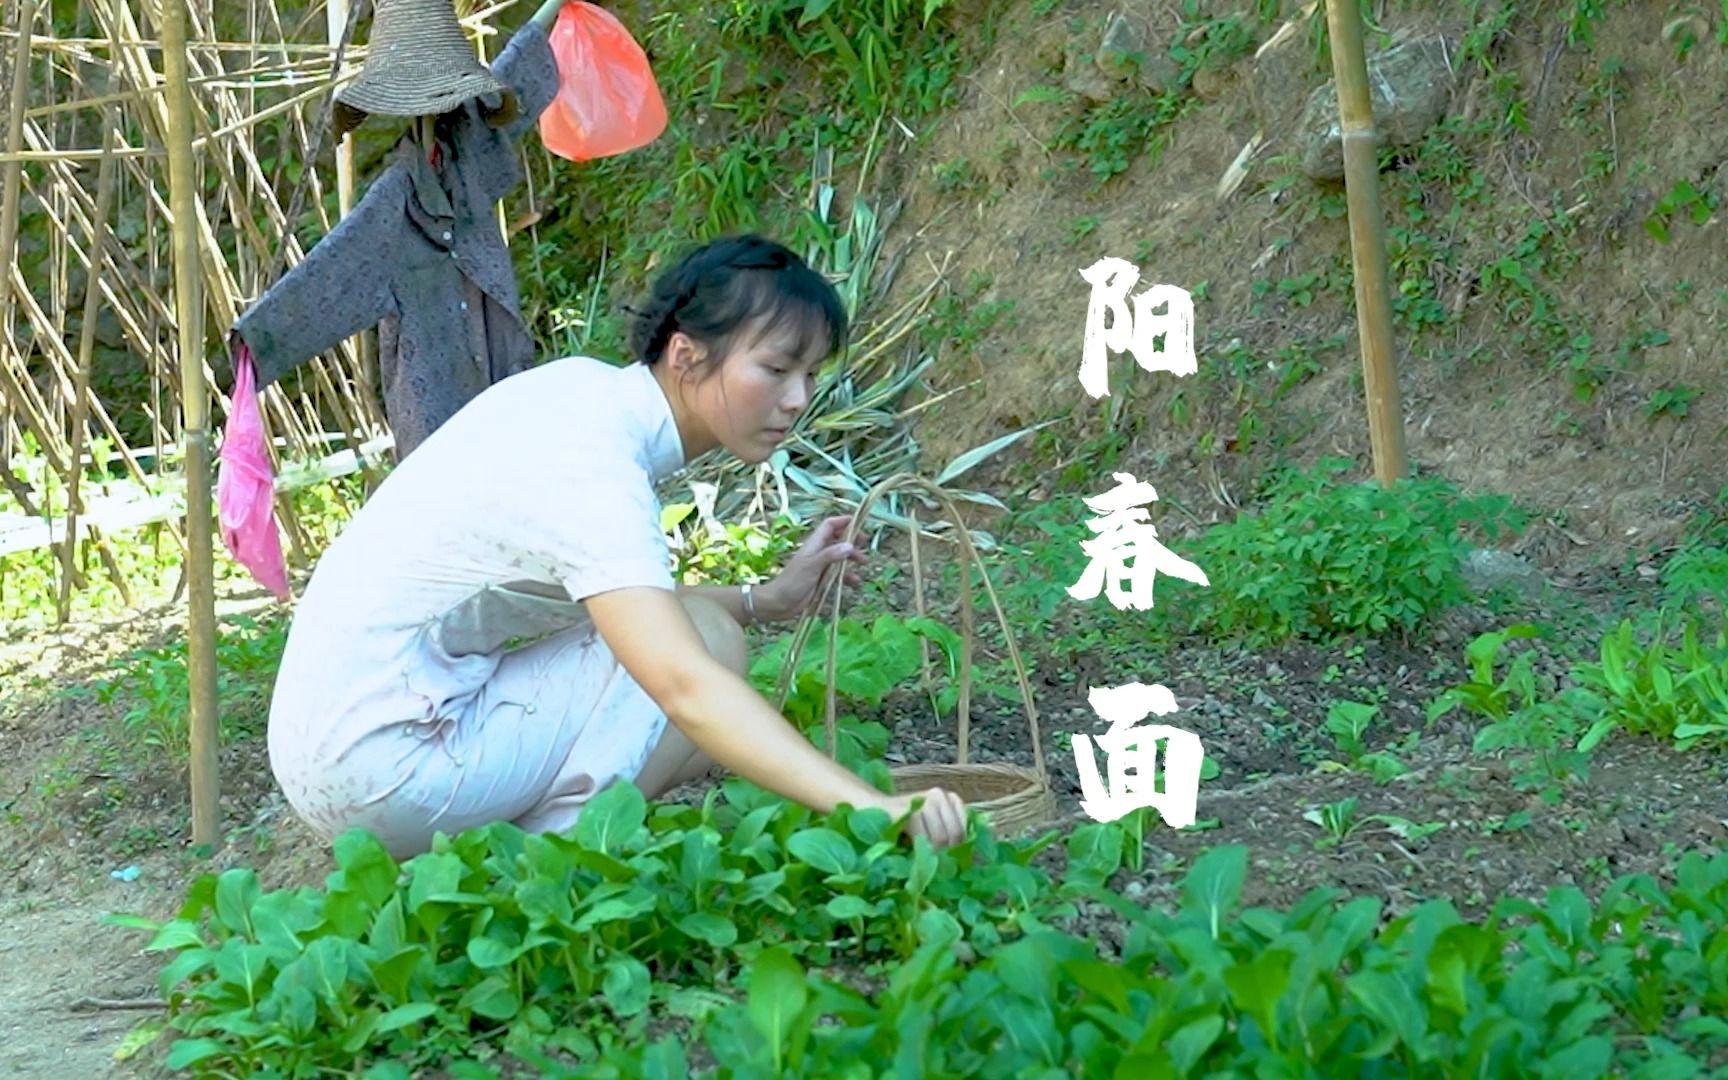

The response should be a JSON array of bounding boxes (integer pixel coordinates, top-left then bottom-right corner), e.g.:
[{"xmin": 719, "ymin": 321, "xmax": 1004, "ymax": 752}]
[
  {"xmin": 0, "ymin": 415, "xmax": 43, "ymax": 514},
  {"xmin": 12, "ymin": 160, "xmax": 191, "ymax": 424},
  {"xmin": 24, "ymin": 55, "xmax": 348, "ymax": 125},
  {"xmin": 253, "ymin": 0, "xmax": 338, "ymax": 239},
  {"xmin": 0, "ymin": 341, "xmax": 71, "ymax": 479},
  {"xmin": 274, "ymin": 487, "xmax": 313, "ymax": 567},
  {"xmin": 14, "ymin": 159, "xmax": 187, "ymax": 416},
  {"xmin": 8, "ymin": 262, "xmax": 188, "ymax": 555},
  {"xmin": 56, "ymin": 0, "xmax": 137, "ymax": 620},
  {"xmin": 5, "ymin": 30, "xmax": 352, "ymax": 58},
  {"xmin": 91, "ymin": 0, "xmax": 236, "ymax": 326}
]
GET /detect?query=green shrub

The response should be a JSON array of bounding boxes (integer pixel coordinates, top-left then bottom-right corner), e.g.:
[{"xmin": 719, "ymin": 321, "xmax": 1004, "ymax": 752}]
[{"xmin": 1174, "ymin": 460, "xmax": 1525, "ymax": 646}]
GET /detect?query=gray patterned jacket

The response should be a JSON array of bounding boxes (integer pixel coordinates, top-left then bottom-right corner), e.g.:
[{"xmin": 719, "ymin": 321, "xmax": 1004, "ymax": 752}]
[{"xmin": 231, "ymin": 20, "xmax": 558, "ymax": 462}]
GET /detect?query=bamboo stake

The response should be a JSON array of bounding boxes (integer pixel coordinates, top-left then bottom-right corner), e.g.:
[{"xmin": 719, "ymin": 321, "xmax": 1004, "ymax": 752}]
[
  {"xmin": 0, "ymin": 0, "xmax": 36, "ymax": 344},
  {"xmin": 161, "ymin": 0, "xmax": 221, "ymax": 850},
  {"xmin": 1324, "ymin": 0, "xmax": 1406, "ymax": 486},
  {"xmin": 328, "ymin": 0, "xmax": 374, "ymax": 425},
  {"xmin": 328, "ymin": 0, "xmax": 356, "ymax": 223}
]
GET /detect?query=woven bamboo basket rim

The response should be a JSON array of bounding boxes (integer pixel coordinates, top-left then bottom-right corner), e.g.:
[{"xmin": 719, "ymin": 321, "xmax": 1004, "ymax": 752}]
[{"xmin": 773, "ymin": 473, "xmax": 1055, "ymax": 834}]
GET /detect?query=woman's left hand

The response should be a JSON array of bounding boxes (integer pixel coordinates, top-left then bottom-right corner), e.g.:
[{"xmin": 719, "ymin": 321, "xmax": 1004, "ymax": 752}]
[{"xmin": 757, "ymin": 516, "xmax": 867, "ymax": 623}]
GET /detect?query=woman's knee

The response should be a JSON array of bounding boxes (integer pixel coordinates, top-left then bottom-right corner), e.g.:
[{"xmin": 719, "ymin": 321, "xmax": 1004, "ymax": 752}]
[{"xmin": 678, "ymin": 593, "xmax": 747, "ymax": 674}]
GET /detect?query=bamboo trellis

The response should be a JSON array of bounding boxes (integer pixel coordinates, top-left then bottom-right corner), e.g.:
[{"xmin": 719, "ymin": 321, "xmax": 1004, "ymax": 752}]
[
  {"xmin": 0, "ymin": 0, "xmax": 412, "ymax": 623},
  {"xmin": 3, "ymin": 0, "xmax": 986, "ymax": 847}
]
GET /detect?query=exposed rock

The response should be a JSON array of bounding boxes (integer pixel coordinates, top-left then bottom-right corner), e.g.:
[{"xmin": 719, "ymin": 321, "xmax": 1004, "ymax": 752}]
[
  {"xmin": 1247, "ymin": 35, "xmax": 1312, "ymax": 133},
  {"xmin": 1461, "ymin": 548, "xmax": 1546, "ymax": 598},
  {"xmin": 1064, "ymin": 37, "xmax": 1118, "ymax": 103},
  {"xmin": 1094, "ymin": 12, "xmax": 1180, "ymax": 94},
  {"xmin": 1096, "ymin": 12, "xmax": 1146, "ymax": 80},
  {"xmin": 1297, "ymin": 34, "xmax": 1457, "ymax": 181}
]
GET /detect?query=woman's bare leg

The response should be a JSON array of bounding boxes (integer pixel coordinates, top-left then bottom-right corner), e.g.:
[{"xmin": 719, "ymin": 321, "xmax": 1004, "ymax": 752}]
[{"xmin": 634, "ymin": 593, "xmax": 746, "ymax": 799}]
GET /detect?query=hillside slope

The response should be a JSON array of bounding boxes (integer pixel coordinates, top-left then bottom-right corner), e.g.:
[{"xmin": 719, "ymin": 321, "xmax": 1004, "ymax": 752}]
[{"xmin": 886, "ymin": 0, "xmax": 1727, "ymax": 573}]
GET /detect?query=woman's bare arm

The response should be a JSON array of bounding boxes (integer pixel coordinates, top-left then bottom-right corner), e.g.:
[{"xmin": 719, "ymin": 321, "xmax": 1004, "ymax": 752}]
[{"xmin": 585, "ymin": 586, "xmax": 886, "ymax": 816}]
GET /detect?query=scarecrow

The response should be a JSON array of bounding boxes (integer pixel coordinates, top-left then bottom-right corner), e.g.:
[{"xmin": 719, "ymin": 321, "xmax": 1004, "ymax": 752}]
[
  {"xmin": 218, "ymin": 0, "xmax": 563, "ymax": 600},
  {"xmin": 219, "ymin": 0, "xmax": 667, "ymax": 600},
  {"xmin": 229, "ymin": 0, "xmax": 566, "ymax": 466}
]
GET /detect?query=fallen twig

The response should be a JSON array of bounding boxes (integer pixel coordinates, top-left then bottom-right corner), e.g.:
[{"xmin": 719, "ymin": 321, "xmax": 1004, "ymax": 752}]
[{"xmin": 68, "ymin": 995, "xmax": 168, "ymax": 1012}]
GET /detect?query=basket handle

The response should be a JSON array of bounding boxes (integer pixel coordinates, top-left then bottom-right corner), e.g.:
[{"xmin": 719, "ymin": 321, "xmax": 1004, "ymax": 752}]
[{"xmin": 773, "ymin": 473, "xmax": 1047, "ymax": 785}]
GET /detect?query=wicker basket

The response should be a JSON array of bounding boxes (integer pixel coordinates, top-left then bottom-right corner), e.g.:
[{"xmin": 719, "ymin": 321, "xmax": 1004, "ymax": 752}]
[{"xmin": 774, "ymin": 473, "xmax": 1057, "ymax": 838}]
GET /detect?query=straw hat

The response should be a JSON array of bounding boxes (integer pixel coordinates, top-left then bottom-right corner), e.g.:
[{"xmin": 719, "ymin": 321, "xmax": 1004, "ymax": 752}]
[{"xmin": 335, "ymin": 0, "xmax": 519, "ymax": 136}]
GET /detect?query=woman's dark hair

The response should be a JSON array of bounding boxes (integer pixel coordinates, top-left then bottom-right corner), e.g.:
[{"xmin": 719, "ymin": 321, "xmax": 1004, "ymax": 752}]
[{"xmin": 628, "ymin": 234, "xmax": 848, "ymax": 371}]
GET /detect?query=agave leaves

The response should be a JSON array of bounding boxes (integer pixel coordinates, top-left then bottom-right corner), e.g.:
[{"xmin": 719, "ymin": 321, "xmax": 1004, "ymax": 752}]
[{"xmin": 659, "ymin": 128, "xmax": 1038, "ymax": 552}]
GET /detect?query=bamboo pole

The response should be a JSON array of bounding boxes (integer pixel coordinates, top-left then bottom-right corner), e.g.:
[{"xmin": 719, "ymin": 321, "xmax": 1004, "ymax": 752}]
[
  {"xmin": 0, "ymin": 0, "xmax": 36, "ymax": 345},
  {"xmin": 1324, "ymin": 0, "xmax": 1407, "ymax": 486},
  {"xmin": 328, "ymin": 0, "xmax": 356, "ymax": 222},
  {"xmin": 161, "ymin": 0, "xmax": 221, "ymax": 850},
  {"xmin": 328, "ymin": 0, "xmax": 375, "ymax": 428}
]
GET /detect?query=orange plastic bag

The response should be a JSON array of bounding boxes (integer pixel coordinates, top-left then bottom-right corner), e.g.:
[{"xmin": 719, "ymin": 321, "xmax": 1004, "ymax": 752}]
[{"xmin": 539, "ymin": 2, "xmax": 667, "ymax": 162}]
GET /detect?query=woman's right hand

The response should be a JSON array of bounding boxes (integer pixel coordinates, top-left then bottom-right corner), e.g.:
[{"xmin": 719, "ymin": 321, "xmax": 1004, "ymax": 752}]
[{"xmin": 875, "ymin": 787, "xmax": 969, "ymax": 849}]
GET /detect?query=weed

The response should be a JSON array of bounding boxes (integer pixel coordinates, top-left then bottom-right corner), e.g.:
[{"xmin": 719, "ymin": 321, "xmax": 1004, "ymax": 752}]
[
  {"xmin": 1428, "ymin": 624, "xmax": 1594, "ymax": 800},
  {"xmin": 1645, "ymin": 384, "xmax": 1702, "ymax": 420},
  {"xmin": 1170, "ymin": 460, "xmax": 1526, "ymax": 648},
  {"xmin": 1662, "ymin": 544, "xmax": 1728, "ymax": 613},
  {"xmin": 921, "ymin": 271, "xmax": 1018, "ymax": 355},
  {"xmin": 931, "ymin": 157, "xmax": 983, "ymax": 195},
  {"xmin": 1057, "ymin": 91, "xmax": 1186, "ymax": 183},
  {"xmin": 664, "ymin": 506, "xmax": 800, "ymax": 586},
  {"xmin": 1048, "ymin": 3, "xmax": 1268, "ymax": 185},
  {"xmin": 1566, "ymin": 0, "xmax": 1610, "ymax": 45},
  {"xmin": 80, "ymin": 612, "xmax": 289, "ymax": 759},
  {"xmin": 1645, "ymin": 179, "xmax": 1719, "ymax": 242},
  {"xmin": 1576, "ymin": 613, "xmax": 1728, "ymax": 751}
]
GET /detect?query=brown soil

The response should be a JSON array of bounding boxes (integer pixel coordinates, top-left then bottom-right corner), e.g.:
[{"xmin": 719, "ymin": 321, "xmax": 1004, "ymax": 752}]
[
  {"xmin": 2, "ymin": 547, "xmax": 1725, "ymax": 1074},
  {"xmin": 887, "ymin": 0, "xmax": 1728, "ymax": 576},
  {"xmin": 6, "ymin": 0, "xmax": 1728, "ymax": 1074}
]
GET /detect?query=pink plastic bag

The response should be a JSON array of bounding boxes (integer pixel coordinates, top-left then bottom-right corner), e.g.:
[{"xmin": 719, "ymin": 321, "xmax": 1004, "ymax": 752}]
[
  {"xmin": 538, "ymin": 2, "xmax": 667, "ymax": 162},
  {"xmin": 218, "ymin": 343, "xmax": 290, "ymax": 600}
]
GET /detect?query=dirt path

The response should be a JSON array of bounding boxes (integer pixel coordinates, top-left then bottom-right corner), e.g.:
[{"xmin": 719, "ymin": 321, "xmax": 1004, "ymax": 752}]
[
  {"xmin": 0, "ymin": 883, "xmax": 163, "ymax": 1078},
  {"xmin": 0, "ymin": 595, "xmax": 309, "ymax": 1079}
]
